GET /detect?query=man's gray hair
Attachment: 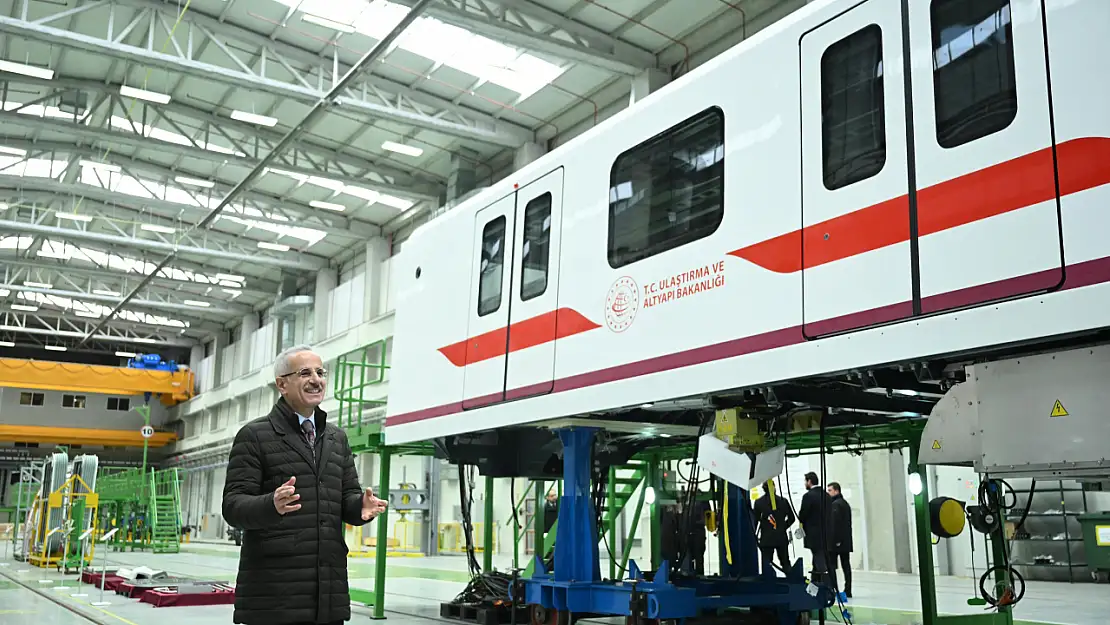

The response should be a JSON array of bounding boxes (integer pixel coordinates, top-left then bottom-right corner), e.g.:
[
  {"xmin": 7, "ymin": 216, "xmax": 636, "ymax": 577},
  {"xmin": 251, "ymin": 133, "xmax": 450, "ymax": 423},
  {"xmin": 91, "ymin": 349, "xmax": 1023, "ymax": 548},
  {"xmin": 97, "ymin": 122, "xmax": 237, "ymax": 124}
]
[{"xmin": 275, "ymin": 344, "xmax": 316, "ymax": 378}]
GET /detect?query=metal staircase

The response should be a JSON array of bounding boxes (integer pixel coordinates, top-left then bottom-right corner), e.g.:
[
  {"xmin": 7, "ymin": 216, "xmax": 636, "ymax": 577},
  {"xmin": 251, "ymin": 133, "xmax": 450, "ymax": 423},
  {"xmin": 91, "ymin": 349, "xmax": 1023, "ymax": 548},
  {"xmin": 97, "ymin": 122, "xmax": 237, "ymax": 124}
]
[
  {"xmin": 149, "ymin": 469, "xmax": 182, "ymax": 554},
  {"xmin": 522, "ymin": 462, "xmax": 647, "ymax": 578}
]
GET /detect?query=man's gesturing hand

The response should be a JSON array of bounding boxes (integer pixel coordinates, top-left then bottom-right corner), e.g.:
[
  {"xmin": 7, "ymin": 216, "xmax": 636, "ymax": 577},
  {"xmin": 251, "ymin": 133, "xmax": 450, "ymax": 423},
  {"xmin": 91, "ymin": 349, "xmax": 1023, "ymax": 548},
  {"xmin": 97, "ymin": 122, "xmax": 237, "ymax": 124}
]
[
  {"xmin": 361, "ymin": 487, "xmax": 387, "ymax": 521},
  {"xmin": 274, "ymin": 476, "xmax": 301, "ymax": 515}
]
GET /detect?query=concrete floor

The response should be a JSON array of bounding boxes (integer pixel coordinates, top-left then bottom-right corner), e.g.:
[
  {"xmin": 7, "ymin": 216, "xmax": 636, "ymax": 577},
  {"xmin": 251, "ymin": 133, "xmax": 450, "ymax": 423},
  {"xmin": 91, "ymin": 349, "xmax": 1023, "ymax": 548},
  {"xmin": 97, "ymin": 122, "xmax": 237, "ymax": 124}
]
[{"xmin": 0, "ymin": 542, "xmax": 1106, "ymax": 625}]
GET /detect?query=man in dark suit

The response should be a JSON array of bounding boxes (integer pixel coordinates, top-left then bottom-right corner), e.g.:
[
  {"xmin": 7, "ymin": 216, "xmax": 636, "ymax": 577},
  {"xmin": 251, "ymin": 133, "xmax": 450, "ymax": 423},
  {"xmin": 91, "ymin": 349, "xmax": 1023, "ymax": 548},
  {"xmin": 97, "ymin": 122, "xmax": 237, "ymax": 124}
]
[
  {"xmin": 222, "ymin": 345, "xmax": 388, "ymax": 625},
  {"xmin": 827, "ymin": 482, "xmax": 854, "ymax": 597},
  {"xmin": 753, "ymin": 480, "xmax": 795, "ymax": 575},
  {"xmin": 797, "ymin": 471, "xmax": 833, "ymax": 585}
]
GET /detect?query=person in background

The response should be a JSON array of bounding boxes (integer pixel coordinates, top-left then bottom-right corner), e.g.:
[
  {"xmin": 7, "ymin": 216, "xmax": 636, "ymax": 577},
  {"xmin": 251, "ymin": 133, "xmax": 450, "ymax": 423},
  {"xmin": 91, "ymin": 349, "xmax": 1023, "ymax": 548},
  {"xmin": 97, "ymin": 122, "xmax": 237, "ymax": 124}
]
[
  {"xmin": 543, "ymin": 489, "xmax": 559, "ymax": 533},
  {"xmin": 827, "ymin": 481, "xmax": 854, "ymax": 598},
  {"xmin": 753, "ymin": 480, "xmax": 795, "ymax": 575},
  {"xmin": 222, "ymin": 344, "xmax": 388, "ymax": 625},
  {"xmin": 797, "ymin": 471, "xmax": 834, "ymax": 585}
]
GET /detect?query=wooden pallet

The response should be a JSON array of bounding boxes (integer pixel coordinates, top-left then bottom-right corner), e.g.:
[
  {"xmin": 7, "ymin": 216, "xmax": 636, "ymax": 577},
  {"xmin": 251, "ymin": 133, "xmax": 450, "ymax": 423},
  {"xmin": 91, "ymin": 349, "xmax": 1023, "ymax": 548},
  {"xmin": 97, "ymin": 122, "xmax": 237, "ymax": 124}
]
[{"xmin": 440, "ymin": 601, "xmax": 530, "ymax": 625}]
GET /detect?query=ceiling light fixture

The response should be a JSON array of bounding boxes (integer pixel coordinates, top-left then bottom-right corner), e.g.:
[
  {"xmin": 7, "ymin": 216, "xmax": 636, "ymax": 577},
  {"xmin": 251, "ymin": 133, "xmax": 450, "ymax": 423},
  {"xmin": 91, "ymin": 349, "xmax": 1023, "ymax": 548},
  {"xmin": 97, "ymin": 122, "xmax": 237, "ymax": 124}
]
[
  {"xmin": 56, "ymin": 212, "xmax": 93, "ymax": 222},
  {"xmin": 0, "ymin": 146, "xmax": 27, "ymax": 156},
  {"xmin": 302, "ymin": 13, "xmax": 356, "ymax": 32},
  {"xmin": 44, "ymin": 345, "xmax": 67, "ymax": 352},
  {"xmin": 175, "ymin": 176, "xmax": 215, "ymax": 188},
  {"xmin": 230, "ymin": 110, "xmax": 278, "ymax": 127},
  {"xmin": 141, "ymin": 224, "xmax": 176, "ymax": 234},
  {"xmin": 92, "ymin": 289, "xmax": 120, "ymax": 297},
  {"xmin": 120, "ymin": 85, "xmax": 171, "ymax": 104},
  {"xmin": 310, "ymin": 200, "xmax": 346, "ymax": 212},
  {"xmin": 11, "ymin": 304, "xmax": 38, "ymax": 312},
  {"xmin": 215, "ymin": 273, "xmax": 244, "ymax": 282},
  {"xmin": 79, "ymin": 160, "xmax": 121, "ymax": 172},
  {"xmin": 22, "ymin": 281, "xmax": 51, "ymax": 289},
  {"xmin": 133, "ymin": 338, "xmax": 158, "ymax": 344},
  {"xmin": 0, "ymin": 341, "xmax": 14, "ymax": 347},
  {"xmin": 183, "ymin": 300, "xmax": 210, "ymax": 308},
  {"xmin": 74, "ymin": 311, "xmax": 100, "ymax": 318},
  {"xmin": 115, "ymin": 351, "xmax": 137, "ymax": 358},
  {"xmin": 381, "ymin": 141, "xmax": 423, "ymax": 157},
  {"xmin": 0, "ymin": 59, "xmax": 54, "ymax": 80},
  {"xmin": 257, "ymin": 241, "xmax": 290, "ymax": 251}
]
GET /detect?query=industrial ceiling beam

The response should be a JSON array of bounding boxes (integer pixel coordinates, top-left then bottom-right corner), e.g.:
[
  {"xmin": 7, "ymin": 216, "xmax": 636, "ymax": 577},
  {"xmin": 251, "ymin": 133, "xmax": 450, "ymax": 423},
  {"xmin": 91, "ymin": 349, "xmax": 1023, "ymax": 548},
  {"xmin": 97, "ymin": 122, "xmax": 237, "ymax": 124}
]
[
  {"xmin": 0, "ymin": 109, "xmax": 440, "ymax": 203},
  {"xmin": 0, "ymin": 173, "xmax": 378, "ymax": 241},
  {"xmin": 0, "ymin": 219, "xmax": 328, "ymax": 271},
  {"xmin": 0, "ymin": 283, "xmax": 249, "ymax": 316},
  {"xmin": 0, "ymin": 306, "xmax": 221, "ymax": 334},
  {"xmin": 0, "ymin": 3, "xmax": 533, "ymax": 148},
  {"xmin": 391, "ymin": 0, "xmax": 658, "ymax": 74},
  {"xmin": 81, "ymin": 0, "xmax": 441, "ymax": 345},
  {"xmin": 0, "ymin": 257, "xmax": 277, "ymax": 299},
  {"xmin": 0, "ymin": 73, "xmax": 442, "ymax": 189}
]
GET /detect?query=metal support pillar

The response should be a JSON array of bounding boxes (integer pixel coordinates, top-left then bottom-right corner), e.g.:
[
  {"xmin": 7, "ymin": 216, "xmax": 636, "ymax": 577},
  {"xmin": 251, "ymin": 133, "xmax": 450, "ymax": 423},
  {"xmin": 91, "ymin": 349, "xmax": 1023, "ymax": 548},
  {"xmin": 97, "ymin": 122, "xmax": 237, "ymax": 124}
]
[
  {"xmin": 909, "ymin": 440, "xmax": 939, "ymax": 625},
  {"xmin": 646, "ymin": 458, "xmax": 661, "ymax": 570},
  {"xmin": 718, "ymin": 481, "xmax": 759, "ymax": 578},
  {"xmin": 424, "ymin": 457, "xmax": 440, "ymax": 556},
  {"xmin": 533, "ymin": 479, "xmax": 545, "ymax": 559},
  {"xmin": 484, "ymin": 476, "xmax": 494, "ymax": 572},
  {"xmin": 553, "ymin": 427, "xmax": 601, "ymax": 583},
  {"xmin": 372, "ymin": 449, "xmax": 392, "ymax": 620}
]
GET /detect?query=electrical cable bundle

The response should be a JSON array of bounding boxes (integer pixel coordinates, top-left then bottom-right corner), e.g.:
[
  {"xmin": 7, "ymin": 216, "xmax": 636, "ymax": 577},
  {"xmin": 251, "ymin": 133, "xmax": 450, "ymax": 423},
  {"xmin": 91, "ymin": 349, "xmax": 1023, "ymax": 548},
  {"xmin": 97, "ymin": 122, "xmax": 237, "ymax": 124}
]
[
  {"xmin": 973, "ymin": 476, "xmax": 1028, "ymax": 609},
  {"xmin": 451, "ymin": 464, "xmax": 513, "ymax": 606}
]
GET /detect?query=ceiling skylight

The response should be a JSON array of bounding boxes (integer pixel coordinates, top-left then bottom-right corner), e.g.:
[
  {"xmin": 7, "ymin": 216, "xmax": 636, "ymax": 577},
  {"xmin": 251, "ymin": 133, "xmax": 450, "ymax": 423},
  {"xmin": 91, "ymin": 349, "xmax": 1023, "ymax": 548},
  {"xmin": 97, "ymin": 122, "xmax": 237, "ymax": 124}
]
[{"xmin": 273, "ymin": 0, "xmax": 565, "ymax": 101}]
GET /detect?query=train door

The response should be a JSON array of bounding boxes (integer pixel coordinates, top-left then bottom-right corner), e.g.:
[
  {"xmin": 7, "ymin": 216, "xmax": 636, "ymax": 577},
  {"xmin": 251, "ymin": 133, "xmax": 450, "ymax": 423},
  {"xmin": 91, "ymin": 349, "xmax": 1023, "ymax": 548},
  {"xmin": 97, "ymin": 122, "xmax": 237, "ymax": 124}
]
[
  {"xmin": 461, "ymin": 194, "xmax": 516, "ymax": 409},
  {"xmin": 505, "ymin": 168, "xmax": 564, "ymax": 400},
  {"xmin": 799, "ymin": 0, "xmax": 915, "ymax": 338},
  {"xmin": 906, "ymin": 0, "xmax": 1062, "ymax": 314}
]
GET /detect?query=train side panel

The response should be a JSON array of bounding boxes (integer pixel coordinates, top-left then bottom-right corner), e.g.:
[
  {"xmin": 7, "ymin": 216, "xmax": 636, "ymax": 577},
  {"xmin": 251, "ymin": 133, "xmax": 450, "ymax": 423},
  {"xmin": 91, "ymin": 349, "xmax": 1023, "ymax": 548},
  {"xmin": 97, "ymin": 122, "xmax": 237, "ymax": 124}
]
[
  {"xmin": 386, "ymin": 207, "xmax": 475, "ymax": 424},
  {"xmin": 384, "ymin": 0, "xmax": 1110, "ymax": 445},
  {"xmin": 1045, "ymin": 0, "xmax": 1110, "ymax": 280}
]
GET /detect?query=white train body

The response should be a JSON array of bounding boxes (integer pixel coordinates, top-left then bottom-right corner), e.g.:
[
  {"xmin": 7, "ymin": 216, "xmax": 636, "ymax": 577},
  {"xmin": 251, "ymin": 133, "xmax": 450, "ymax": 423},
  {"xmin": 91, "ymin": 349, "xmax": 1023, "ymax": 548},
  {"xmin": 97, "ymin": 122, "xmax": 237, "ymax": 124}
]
[{"xmin": 385, "ymin": 0, "xmax": 1110, "ymax": 446}]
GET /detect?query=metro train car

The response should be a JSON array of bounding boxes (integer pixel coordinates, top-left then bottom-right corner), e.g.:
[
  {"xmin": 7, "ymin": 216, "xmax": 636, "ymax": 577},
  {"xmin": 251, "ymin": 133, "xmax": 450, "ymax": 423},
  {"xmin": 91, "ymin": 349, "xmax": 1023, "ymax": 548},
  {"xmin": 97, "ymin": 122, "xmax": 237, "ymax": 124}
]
[{"xmin": 384, "ymin": 0, "xmax": 1110, "ymax": 458}]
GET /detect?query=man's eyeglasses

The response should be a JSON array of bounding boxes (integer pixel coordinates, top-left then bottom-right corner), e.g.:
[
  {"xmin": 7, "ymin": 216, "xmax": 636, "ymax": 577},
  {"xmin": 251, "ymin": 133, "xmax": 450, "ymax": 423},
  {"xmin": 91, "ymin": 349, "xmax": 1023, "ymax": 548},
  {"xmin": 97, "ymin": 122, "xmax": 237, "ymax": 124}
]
[{"xmin": 279, "ymin": 367, "xmax": 328, "ymax": 379}]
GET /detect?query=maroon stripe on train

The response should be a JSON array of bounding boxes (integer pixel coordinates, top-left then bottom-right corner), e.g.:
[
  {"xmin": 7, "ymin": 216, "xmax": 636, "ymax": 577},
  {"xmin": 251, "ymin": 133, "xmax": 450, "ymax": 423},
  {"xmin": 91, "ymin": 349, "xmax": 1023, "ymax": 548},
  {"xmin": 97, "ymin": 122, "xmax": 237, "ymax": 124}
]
[{"xmin": 386, "ymin": 255, "xmax": 1110, "ymax": 426}]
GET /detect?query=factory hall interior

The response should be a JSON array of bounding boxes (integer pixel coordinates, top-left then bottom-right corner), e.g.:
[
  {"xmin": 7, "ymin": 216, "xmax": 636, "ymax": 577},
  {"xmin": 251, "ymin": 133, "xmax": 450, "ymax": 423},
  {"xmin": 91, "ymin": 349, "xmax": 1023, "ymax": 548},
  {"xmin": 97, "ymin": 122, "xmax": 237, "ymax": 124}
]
[{"xmin": 2, "ymin": 0, "xmax": 1110, "ymax": 624}]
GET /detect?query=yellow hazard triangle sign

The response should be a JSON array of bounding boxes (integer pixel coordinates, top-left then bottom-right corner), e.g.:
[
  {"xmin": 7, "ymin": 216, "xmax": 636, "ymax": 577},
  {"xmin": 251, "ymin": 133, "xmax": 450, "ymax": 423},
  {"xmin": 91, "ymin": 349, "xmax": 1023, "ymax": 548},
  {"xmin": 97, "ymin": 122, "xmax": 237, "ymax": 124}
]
[{"xmin": 1050, "ymin": 399, "xmax": 1068, "ymax": 418}]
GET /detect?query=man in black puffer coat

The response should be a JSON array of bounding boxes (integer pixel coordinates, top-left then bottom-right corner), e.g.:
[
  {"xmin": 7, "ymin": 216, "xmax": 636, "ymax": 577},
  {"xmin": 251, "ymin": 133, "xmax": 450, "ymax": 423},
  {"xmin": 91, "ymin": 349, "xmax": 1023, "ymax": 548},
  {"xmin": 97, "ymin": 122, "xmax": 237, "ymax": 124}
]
[{"xmin": 222, "ymin": 345, "xmax": 387, "ymax": 625}]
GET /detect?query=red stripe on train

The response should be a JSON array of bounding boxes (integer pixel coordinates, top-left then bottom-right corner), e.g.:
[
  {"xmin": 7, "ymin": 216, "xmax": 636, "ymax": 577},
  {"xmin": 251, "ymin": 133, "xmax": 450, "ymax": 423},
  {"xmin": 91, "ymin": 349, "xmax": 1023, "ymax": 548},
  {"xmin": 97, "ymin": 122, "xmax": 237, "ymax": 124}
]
[
  {"xmin": 437, "ymin": 307, "xmax": 601, "ymax": 367},
  {"xmin": 728, "ymin": 137, "xmax": 1110, "ymax": 272}
]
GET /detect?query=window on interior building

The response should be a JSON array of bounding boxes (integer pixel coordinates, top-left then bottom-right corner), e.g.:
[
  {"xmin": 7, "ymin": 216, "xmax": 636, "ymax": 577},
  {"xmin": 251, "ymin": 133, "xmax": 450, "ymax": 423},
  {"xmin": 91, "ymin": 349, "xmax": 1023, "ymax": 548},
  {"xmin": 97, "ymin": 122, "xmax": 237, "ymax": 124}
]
[
  {"xmin": 106, "ymin": 397, "xmax": 131, "ymax": 411},
  {"xmin": 821, "ymin": 24, "xmax": 887, "ymax": 190},
  {"xmin": 520, "ymin": 192, "xmax": 553, "ymax": 301},
  {"xmin": 931, "ymin": 0, "xmax": 1017, "ymax": 148},
  {"xmin": 477, "ymin": 215, "xmax": 507, "ymax": 317},
  {"xmin": 19, "ymin": 392, "xmax": 44, "ymax": 406},
  {"xmin": 62, "ymin": 394, "xmax": 87, "ymax": 409},
  {"xmin": 608, "ymin": 107, "xmax": 725, "ymax": 268}
]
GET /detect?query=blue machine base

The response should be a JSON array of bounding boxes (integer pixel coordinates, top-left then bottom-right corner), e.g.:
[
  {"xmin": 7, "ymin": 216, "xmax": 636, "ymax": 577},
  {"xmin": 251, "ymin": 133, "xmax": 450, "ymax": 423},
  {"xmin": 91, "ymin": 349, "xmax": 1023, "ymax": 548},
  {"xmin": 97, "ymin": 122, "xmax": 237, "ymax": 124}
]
[{"xmin": 517, "ymin": 557, "xmax": 833, "ymax": 624}]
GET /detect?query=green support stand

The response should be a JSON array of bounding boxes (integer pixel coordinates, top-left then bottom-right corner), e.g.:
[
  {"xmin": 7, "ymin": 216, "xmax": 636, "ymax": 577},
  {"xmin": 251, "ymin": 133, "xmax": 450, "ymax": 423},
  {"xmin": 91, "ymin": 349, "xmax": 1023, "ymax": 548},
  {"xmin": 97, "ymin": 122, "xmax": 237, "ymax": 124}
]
[
  {"xmin": 371, "ymin": 448, "xmax": 392, "ymax": 619},
  {"xmin": 483, "ymin": 476, "xmax": 494, "ymax": 572}
]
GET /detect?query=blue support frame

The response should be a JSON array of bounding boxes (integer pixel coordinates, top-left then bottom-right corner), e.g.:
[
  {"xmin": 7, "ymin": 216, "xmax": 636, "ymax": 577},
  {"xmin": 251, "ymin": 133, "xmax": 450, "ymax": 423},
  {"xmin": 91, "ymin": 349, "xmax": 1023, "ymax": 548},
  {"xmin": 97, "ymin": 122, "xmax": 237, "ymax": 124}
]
[{"xmin": 515, "ymin": 427, "xmax": 835, "ymax": 625}]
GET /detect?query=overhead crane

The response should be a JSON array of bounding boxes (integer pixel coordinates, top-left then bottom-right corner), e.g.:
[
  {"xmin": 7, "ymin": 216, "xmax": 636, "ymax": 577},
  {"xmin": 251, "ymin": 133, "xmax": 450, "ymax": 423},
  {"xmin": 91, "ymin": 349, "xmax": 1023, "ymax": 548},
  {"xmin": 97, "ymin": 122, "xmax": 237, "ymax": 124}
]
[{"xmin": 0, "ymin": 354, "xmax": 192, "ymax": 450}]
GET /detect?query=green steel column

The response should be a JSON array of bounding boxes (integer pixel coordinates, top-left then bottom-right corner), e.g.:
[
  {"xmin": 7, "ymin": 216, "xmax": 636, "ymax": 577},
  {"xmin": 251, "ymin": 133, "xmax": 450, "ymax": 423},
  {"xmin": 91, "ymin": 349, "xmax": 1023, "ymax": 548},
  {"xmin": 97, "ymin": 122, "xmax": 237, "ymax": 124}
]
[
  {"xmin": 607, "ymin": 467, "xmax": 617, "ymax": 579},
  {"xmin": 533, "ymin": 479, "xmax": 545, "ymax": 561},
  {"xmin": 484, "ymin": 476, "xmax": 494, "ymax": 572},
  {"xmin": 136, "ymin": 404, "xmax": 151, "ymax": 478},
  {"xmin": 909, "ymin": 440, "xmax": 939, "ymax": 625},
  {"xmin": 989, "ymin": 506, "xmax": 1015, "ymax": 625},
  {"xmin": 646, "ymin": 458, "xmax": 661, "ymax": 570},
  {"xmin": 372, "ymin": 449, "xmax": 392, "ymax": 620}
]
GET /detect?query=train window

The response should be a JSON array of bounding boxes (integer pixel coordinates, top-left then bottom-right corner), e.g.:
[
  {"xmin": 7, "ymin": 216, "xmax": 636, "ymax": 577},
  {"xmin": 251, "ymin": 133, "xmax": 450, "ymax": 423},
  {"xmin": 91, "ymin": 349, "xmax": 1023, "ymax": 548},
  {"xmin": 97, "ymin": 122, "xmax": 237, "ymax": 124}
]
[
  {"xmin": 477, "ymin": 215, "xmax": 506, "ymax": 317},
  {"xmin": 821, "ymin": 24, "xmax": 887, "ymax": 191},
  {"xmin": 607, "ymin": 107, "xmax": 724, "ymax": 268},
  {"xmin": 520, "ymin": 193, "xmax": 552, "ymax": 301},
  {"xmin": 931, "ymin": 0, "xmax": 1017, "ymax": 148}
]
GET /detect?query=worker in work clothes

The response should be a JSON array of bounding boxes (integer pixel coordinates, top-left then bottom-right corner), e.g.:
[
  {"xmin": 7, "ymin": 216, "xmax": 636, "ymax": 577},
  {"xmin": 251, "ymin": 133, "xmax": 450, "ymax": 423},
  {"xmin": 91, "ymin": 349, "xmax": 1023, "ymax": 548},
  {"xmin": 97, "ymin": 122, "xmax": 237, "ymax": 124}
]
[
  {"xmin": 827, "ymin": 482, "xmax": 854, "ymax": 598},
  {"xmin": 222, "ymin": 344, "xmax": 388, "ymax": 625},
  {"xmin": 797, "ymin": 471, "xmax": 834, "ymax": 586},
  {"xmin": 753, "ymin": 480, "xmax": 795, "ymax": 575}
]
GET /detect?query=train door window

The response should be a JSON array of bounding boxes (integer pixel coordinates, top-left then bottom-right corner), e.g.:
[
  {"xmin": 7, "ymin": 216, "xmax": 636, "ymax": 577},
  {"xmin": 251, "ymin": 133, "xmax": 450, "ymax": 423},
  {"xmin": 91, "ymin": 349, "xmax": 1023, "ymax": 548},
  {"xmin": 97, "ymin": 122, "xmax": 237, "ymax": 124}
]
[
  {"xmin": 607, "ymin": 107, "xmax": 724, "ymax": 269},
  {"xmin": 930, "ymin": 0, "xmax": 1017, "ymax": 148},
  {"xmin": 820, "ymin": 24, "xmax": 887, "ymax": 190},
  {"xmin": 477, "ymin": 215, "xmax": 507, "ymax": 316},
  {"xmin": 520, "ymin": 192, "xmax": 552, "ymax": 301}
]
